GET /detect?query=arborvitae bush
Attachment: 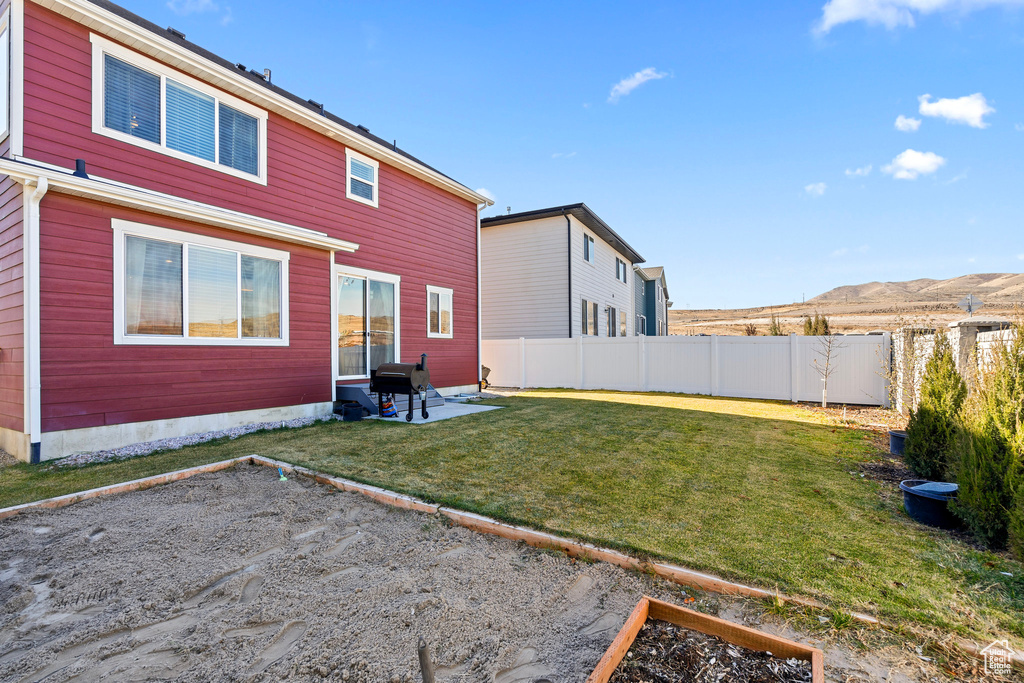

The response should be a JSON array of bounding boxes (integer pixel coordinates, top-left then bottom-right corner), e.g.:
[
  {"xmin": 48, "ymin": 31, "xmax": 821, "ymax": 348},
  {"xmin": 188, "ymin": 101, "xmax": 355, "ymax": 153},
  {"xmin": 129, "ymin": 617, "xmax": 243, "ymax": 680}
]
[
  {"xmin": 1010, "ymin": 486, "xmax": 1024, "ymax": 561},
  {"xmin": 803, "ymin": 313, "xmax": 830, "ymax": 336},
  {"xmin": 768, "ymin": 314, "xmax": 784, "ymax": 336},
  {"xmin": 953, "ymin": 323, "xmax": 1023, "ymax": 552},
  {"xmin": 952, "ymin": 418, "xmax": 1017, "ymax": 548},
  {"xmin": 904, "ymin": 333, "xmax": 967, "ymax": 480}
]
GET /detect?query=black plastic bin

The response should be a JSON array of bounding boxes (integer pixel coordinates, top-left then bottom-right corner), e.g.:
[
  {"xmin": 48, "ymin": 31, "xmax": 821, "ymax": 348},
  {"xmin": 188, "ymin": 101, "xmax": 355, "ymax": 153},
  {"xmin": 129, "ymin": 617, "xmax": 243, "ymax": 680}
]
[
  {"xmin": 341, "ymin": 403, "xmax": 364, "ymax": 422},
  {"xmin": 889, "ymin": 430, "xmax": 906, "ymax": 455},
  {"xmin": 900, "ymin": 480, "xmax": 959, "ymax": 529}
]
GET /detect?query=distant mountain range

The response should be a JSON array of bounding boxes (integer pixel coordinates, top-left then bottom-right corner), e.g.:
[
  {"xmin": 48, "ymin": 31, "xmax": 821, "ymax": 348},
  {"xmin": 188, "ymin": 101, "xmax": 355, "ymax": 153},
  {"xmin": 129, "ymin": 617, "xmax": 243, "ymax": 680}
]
[{"xmin": 810, "ymin": 273, "xmax": 1024, "ymax": 305}]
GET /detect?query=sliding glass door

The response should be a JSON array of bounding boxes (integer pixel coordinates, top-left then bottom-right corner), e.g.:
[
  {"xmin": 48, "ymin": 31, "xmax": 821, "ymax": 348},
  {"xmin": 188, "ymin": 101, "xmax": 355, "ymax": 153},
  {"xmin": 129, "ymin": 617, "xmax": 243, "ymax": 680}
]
[{"xmin": 336, "ymin": 268, "xmax": 399, "ymax": 379}]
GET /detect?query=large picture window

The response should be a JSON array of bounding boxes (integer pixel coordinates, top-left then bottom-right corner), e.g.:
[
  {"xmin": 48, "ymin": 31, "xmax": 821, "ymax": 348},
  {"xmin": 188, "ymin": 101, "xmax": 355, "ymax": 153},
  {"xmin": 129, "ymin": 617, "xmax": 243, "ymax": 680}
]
[
  {"xmin": 114, "ymin": 221, "xmax": 288, "ymax": 345},
  {"xmin": 92, "ymin": 35, "xmax": 267, "ymax": 183}
]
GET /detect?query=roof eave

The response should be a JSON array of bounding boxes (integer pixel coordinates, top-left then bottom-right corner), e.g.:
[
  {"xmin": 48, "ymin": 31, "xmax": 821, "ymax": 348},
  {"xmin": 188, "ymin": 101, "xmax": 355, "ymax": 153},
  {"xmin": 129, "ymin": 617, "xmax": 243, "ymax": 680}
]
[{"xmin": 35, "ymin": 0, "xmax": 490, "ymax": 206}]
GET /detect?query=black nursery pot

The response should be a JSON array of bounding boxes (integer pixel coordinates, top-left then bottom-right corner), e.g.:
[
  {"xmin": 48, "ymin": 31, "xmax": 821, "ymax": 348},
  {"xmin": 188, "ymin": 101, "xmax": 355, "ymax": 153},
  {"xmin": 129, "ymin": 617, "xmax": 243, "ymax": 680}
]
[
  {"xmin": 900, "ymin": 480, "xmax": 959, "ymax": 529},
  {"xmin": 888, "ymin": 430, "xmax": 906, "ymax": 455},
  {"xmin": 342, "ymin": 403, "xmax": 364, "ymax": 422}
]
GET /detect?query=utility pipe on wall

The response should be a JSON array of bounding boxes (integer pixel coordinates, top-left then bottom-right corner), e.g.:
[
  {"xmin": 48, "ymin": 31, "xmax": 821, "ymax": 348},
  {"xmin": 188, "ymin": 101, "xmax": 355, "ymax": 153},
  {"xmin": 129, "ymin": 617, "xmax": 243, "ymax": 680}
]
[{"xmin": 24, "ymin": 176, "xmax": 48, "ymax": 463}]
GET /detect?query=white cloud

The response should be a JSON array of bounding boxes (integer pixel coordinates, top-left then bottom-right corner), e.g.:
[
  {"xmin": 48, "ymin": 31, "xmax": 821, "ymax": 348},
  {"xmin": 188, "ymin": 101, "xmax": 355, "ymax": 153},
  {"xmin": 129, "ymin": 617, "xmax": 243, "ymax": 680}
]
[
  {"xmin": 815, "ymin": 0, "xmax": 1024, "ymax": 34},
  {"xmin": 475, "ymin": 188, "xmax": 496, "ymax": 203},
  {"xmin": 845, "ymin": 164, "xmax": 872, "ymax": 177},
  {"xmin": 805, "ymin": 182, "xmax": 827, "ymax": 196},
  {"xmin": 882, "ymin": 149, "xmax": 946, "ymax": 180},
  {"xmin": 608, "ymin": 67, "xmax": 668, "ymax": 104},
  {"xmin": 1015, "ymin": 123, "xmax": 1024, "ymax": 131},
  {"xmin": 831, "ymin": 245, "xmax": 870, "ymax": 257},
  {"xmin": 945, "ymin": 170, "xmax": 968, "ymax": 184},
  {"xmin": 918, "ymin": 93, "xmax": 994, "ymax": 128},
  {"xmin": 831, "ymin": 247, "xmax": 848, "ymax": 257},
  {"xmin": 551, "ymin": 151, "xmax": 577, "ymax": 159},
  {"xmin": 1017, "ymin": 253, "xmax": 1024, "ymax": 260},
  {"xmin": 894, "ymin": 115, "xmax": 921, "ymax": 132}
]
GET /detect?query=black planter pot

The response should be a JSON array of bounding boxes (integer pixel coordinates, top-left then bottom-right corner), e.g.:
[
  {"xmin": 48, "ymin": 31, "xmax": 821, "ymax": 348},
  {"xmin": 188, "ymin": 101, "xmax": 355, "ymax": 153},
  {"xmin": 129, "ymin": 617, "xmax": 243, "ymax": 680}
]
[
  {"xmin": 341, "ymin": 403, "xmax": 364, "ymax": 422},
  {"xmin": 900, "ymin": 479, "xmax": 959, "ymax": 529},
  {"xmin": 888, "ymin": 430, "xmax": 906, "ymax": 455}
]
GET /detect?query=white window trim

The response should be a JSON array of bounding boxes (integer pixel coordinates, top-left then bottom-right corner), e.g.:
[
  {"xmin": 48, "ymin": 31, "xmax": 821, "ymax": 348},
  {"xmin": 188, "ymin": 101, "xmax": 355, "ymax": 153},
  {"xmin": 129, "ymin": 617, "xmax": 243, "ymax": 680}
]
[
  {"xmin": 426, "ymin": 285, "xmax": 453, "ymax": 339},
  {"xmin": 583, "ymin": 234, "xmax": 595, "ymax": 265},
  {"xmin": 345, "ymin": 148, "xmax": 380, "ymax": 208},
  {"xmin": 90, "ymin": 34, "xmax": 269, "ymax": 185},
  {"xmin": 334, "ymin": 264, "xmax": 401, "ymax": 380},
  {"xmin": 0, "ymin": 7, "xmax": 10, "ymax": 145},
  {"xmin": 112, "ymin": 219, "xmax": 289, "ymax": 346}
]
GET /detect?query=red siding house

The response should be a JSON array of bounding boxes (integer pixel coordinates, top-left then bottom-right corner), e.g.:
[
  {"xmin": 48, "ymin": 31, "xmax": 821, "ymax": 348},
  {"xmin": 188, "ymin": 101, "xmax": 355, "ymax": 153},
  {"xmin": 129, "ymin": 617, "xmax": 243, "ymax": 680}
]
[{"xmin": 0, "ymin": 0, "xmax": 490, "ymax": 462}]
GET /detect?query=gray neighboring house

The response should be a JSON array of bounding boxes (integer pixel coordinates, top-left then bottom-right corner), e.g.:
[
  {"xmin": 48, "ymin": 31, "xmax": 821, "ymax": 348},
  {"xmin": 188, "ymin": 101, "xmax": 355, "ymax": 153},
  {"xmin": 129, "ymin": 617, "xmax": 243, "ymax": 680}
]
[
  {"xmin": 634, "ymin": 266, "xmax": 672, "ymax": 336},
  {"xmin": 480, "ymin": 204, "xmax": 644, "ymax": 339}
]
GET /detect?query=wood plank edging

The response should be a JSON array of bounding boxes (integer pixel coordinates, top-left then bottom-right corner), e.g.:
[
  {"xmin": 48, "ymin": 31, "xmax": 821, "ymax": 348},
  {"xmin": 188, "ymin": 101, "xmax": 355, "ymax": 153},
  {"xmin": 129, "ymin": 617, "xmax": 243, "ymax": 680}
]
[
  {"xmin": 0, "ymin": 456, "xmax": 250, "ymax": 520},
  {"xmin": 3, "ymin": 454, "xmax": 1018, "ymax": 668},
  {"xmin": 587, "ymin": 596, "xmax": 826, "ymax": 683}
]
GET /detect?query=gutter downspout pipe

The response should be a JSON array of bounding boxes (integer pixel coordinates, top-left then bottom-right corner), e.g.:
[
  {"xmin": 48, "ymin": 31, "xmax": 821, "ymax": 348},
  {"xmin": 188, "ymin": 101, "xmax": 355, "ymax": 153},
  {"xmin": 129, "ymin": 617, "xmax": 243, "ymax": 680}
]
[
  {"xmin": 564, "ymin": 210, "xmax": 572, "ymax": 338},
  {"xmin": 24, "ymin": 176, "xmax": 48, "ymax": 463},
  {"xmin": 477, "ymin": 201, "xmax": 486, "ymax": 389}
]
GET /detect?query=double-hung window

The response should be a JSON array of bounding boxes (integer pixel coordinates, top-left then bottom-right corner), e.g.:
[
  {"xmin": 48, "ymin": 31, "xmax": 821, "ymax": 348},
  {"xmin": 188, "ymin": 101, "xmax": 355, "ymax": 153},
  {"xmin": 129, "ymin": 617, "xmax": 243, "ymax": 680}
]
[
  {"xmin": 581, "ymin": 298, "xmax": 598, "ymax": 336},
  {"xmin": 620, "ymin": 310, "xmax": 627, "ymax": 337},
  {"xmin": 346, "ymin": 149, "xmax": 380, "ymax": 208},
  {"xmin": 0, "ymin": 8, "xmax": 10, "ymax": 142},
  {"xmin": 92, "ymin": 35, "xmax": 268, "ymax": 183},
  {"xmin": 426, "ymin": 285, "xmax": 453, "ymax": 338},
  {"xmin": 583, "ymin": 234, "xmax": 595, "ymax": 263},
  {"xmin": 615, "ymin": 258, "xmax": 628, "ymax": 283},
  {"xmin": 608, "ymin": 307, "xmax": 617, "ymax": 337},
  {"xmin": 113, "ymin": 220, "xmax": 289, "ymax": 345}
]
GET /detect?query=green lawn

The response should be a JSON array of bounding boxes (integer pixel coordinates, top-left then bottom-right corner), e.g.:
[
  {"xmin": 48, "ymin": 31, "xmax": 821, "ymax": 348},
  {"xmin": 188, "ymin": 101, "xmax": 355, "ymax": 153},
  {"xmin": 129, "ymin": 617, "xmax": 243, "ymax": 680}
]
[{"xmin": 2, "ymin": 390, "xmax": 1021, "ymax": 645}]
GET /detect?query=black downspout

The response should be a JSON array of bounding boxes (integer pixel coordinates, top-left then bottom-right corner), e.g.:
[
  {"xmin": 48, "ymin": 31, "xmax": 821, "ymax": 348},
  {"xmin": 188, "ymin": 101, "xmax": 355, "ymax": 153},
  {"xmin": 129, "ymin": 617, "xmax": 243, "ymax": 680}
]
[{"xmin": 564, "ymin": 210, "xmax": 572, "ymax": 338}]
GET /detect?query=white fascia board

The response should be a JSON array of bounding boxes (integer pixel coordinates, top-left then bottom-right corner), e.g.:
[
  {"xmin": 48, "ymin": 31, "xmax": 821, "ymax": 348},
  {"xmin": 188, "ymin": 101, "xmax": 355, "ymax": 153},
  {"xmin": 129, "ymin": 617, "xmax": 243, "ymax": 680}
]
[
  {"xmin": 0, "ymin": 158, "xmax": 359, "ymax": 253},
  {"xmin": 30, "ymin": 0, "xmax": 493, "ymax": 207}
]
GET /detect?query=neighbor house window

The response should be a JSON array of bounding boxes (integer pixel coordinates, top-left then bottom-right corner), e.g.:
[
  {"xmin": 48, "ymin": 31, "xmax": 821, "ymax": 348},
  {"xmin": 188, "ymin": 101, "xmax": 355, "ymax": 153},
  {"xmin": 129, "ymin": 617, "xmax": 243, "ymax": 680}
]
[
  {"xmin": 346, "ymin": 148, "xmax": 380, "ymax": 208},
  {"xmin": 0, "ymin": 9, "xmax": 11, "ymax": 142},
  {"xmin": 636, "ymin": 315, "xmax": 646, "ymax": 335},
  {"xmin": 426, "ymin": 285, "xmax": 453, "ymax": 338},
  {"xmin": 620, "ymin": 310, "xmax": 627, "ymax": 337},
  {"xmin": 615, "ymin": 258, "xmax": 628, "ymax": 283},
  {"xmin": 608, "ymin": 307, "xmax": 617, "ymax": 337},
  {"xmin": 91, "ymin": 34, "xmax": 267, "ymax": 183},
  {"xmin": 113, "ymin": 220, "xmax": 288, "ymax": 345},
  {"xmin": 581, "ymin": 298, "xmax": 598, "ymax": 336},
  {"xmin": 583, "ymin": 234, "xmax": 595, "ymax": 263}
]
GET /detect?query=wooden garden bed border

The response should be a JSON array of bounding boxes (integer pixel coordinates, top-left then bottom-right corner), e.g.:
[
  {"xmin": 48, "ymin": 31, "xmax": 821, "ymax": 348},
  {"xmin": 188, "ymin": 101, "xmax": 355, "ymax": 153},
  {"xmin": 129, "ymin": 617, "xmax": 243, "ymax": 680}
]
[
  {"xmin": 1, "ymin": 454, "xmax": 1019, "ymax": 668},
  {"xmin": 586, "ymin": 595, "xmax": 825, "ymax": 683}
]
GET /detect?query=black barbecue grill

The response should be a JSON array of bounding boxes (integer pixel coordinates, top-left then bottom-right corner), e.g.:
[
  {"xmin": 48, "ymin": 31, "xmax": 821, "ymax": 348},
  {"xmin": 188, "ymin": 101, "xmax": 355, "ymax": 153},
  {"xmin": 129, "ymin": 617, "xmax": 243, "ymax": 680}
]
[{"xmin": 369, "ymin": 354, "xmax": 430, "ymax": 422}]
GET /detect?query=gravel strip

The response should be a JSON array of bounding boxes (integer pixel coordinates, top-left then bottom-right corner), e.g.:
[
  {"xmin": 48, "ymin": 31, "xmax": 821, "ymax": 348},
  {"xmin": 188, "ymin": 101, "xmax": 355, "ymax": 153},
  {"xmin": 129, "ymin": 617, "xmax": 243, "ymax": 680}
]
[{"xmin": 55, "ymin": 414, "xmax": 343, "ymax": 468}]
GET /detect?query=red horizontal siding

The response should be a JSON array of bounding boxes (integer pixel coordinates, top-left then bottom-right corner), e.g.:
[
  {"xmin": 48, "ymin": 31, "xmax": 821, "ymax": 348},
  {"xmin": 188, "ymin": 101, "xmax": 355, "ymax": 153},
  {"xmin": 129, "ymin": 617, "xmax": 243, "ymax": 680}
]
[
  {"xmin": 38, "ymin": 194, "xmax": 333, "ymax": 432},
  {"xmin": 23, "ymin": 2, "xmax": 479, "ymax": 408},
  {"xmin": 0, "ymin": 175, "xmax": 24, "ymax": 432}
]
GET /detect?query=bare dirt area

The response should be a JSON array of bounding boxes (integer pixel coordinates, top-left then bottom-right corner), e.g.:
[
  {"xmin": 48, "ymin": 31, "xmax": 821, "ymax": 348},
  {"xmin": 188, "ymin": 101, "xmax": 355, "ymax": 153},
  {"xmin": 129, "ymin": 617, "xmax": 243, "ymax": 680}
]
[
  {"xmin": 1, "ymin": 464, "xmax": 947, "ymax": 682},
  {"xmin": 670, "ymin": 301, "xmax": 1019, "ymax": 336}
]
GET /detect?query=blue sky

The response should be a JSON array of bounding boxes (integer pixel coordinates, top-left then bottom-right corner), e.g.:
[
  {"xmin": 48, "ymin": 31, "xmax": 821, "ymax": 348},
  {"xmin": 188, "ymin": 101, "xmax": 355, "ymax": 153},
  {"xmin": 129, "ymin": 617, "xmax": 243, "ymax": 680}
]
[{"xmin": 121, "ymin": 0, "xmax": 1024, "ymax": 309}]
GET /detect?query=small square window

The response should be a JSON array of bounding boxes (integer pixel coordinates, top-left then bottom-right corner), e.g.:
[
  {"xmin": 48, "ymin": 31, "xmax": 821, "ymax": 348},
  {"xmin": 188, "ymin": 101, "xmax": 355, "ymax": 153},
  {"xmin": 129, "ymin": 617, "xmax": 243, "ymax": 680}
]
[{"xmin": 347, "ymin": 149, "xmax": 380, "ymax": 208}]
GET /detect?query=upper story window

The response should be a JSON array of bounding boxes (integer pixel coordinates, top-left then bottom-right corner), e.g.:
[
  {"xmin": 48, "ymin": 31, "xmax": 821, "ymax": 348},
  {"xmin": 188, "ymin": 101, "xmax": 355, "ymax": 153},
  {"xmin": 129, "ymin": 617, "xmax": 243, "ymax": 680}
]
[
  {"xmin": 346, "ymin": 149, "xmax": 380, "ymax": 208},
  {"xmin": 583, "ymin": 234, "xmax": 595, "ymax": 263},
  {"xmin": 615, "ymin": 258, "xmax": 628, "ymax": 283},
  {"xmin": 112, "ymin": 220, "xmax": 289, "ymax": 346},
  {"xmin": 426, "ymin": 285, "xmax": 453, "ymax": 338},
  {"xmin": 91, "ymin": 35, "xmax": 268, "ymax": 184},
  {"xmin": 0, "ymin": 8, "xmax": 10, "ymax": 143}
]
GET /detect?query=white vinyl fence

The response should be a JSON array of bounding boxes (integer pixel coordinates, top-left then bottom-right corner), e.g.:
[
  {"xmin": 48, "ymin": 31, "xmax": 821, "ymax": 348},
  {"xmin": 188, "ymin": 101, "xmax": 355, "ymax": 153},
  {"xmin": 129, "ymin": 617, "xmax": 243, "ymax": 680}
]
[{"xmin": 482, "ymin": 334, "xmax": 891, "ymax": 406}]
